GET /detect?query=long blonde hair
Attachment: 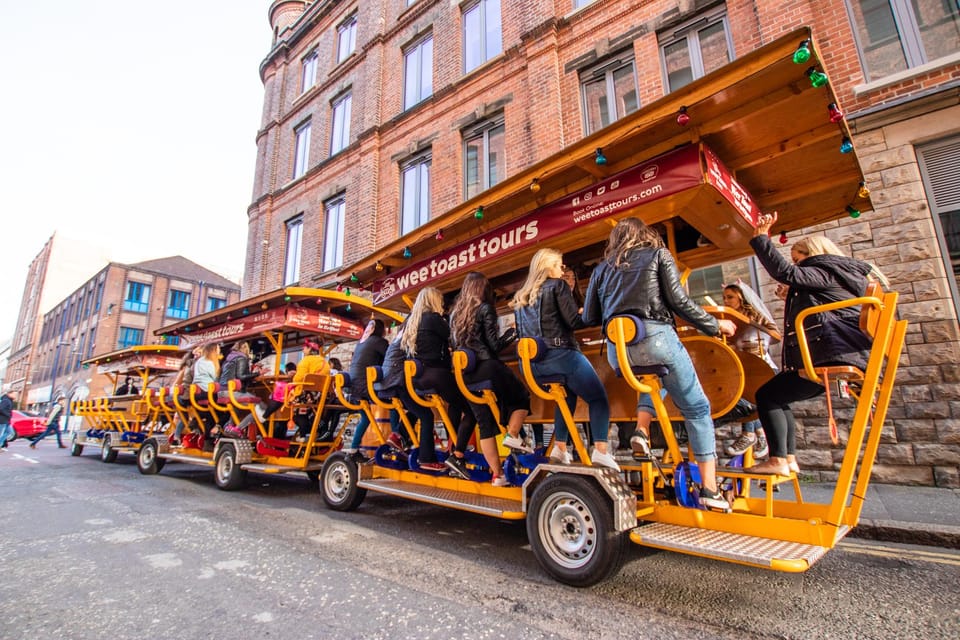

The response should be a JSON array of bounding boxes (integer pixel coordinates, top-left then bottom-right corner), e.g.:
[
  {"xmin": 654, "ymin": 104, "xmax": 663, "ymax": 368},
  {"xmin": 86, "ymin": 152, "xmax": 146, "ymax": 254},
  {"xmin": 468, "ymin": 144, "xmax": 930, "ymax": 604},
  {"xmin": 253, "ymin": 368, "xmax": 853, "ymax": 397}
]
[
  {"xmin": 201, "ymin": 342, "xmax": 221, "ymax": 378},
  {"xmin": 793, "ymin": 236, "xmax": 889, "ymax": 286},
  {"xmin": 400, "ymin": 287, "xmax": 445, "ymax": 356},
  {"xmin": 511, "ymin": 248, "xmax": 562, "ymax": 309}
]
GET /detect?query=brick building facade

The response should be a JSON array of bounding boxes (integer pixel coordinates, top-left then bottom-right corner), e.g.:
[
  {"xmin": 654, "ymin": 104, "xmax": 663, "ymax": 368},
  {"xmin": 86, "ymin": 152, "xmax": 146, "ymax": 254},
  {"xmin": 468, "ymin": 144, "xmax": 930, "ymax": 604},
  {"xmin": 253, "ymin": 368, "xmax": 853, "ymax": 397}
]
[
  {"xmin": 246, "ymin": 0, "xmax": 960, "ymax": 486},
  {"xmin": 5, "ymin": 255, "xmax": 240, "ymax": 413}
]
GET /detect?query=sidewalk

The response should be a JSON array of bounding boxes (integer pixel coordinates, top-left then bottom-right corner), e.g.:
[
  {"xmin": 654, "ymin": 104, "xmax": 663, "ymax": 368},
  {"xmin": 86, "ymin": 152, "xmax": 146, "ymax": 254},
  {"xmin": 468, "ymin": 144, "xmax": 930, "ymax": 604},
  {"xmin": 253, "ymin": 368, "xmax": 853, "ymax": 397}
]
[{"xmin": 787, "ymin": 481, "xmax": 960, "ymax": 549}]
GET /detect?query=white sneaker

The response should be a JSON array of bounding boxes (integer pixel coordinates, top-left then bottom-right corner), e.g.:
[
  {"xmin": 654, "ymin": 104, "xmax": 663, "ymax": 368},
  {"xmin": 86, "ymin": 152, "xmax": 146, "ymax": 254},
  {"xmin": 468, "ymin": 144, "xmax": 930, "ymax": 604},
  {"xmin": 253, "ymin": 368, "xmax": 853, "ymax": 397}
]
[
  {"xmin": 491, "ymin": 474, "xmax": 510, "ymax": 487},
  {"xmin": 590, "ymin": 449, "xmax": 621, "ymax": 471},
  {"xmin": 502, "ymin": 434, "xmax": 533, "ymax": 453},
  {"xmin": 550, "ymin": 449, "xmax": 573, "ymax": 464},
  {"xmin": 254, "ymin": 403, "xmax": 266, "ymax": 422}
]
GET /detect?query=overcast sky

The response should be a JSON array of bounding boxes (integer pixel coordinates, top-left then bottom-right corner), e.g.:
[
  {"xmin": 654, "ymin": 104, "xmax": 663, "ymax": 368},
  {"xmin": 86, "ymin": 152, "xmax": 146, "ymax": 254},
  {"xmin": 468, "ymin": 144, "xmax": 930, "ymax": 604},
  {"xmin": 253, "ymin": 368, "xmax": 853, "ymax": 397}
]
[{"xmin": 0, "ymin": 1, "xmax": 271, "ymax": 339}]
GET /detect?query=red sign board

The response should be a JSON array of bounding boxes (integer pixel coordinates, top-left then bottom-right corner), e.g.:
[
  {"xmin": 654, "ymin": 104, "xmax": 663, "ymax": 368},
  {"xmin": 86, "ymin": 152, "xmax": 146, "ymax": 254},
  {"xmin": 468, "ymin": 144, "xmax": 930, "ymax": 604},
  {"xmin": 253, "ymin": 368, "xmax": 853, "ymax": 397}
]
[
  {"xmin": 703, "ymin": 146, "xmax": 761, "ymax": 227},
  {"xmin": 373, "ymin": 144, "xmax": 706, "ymax": 304},
  {"xmin": 177, "ymin": 307, "xmax": 364, "ymax": 349},
  {"xmin": 97, "ymin": 354, "xmax": 182, "ymax": 375},
  {"xmin": 285, "ymin": 307, "xmax": 364, "ymax": 340}
]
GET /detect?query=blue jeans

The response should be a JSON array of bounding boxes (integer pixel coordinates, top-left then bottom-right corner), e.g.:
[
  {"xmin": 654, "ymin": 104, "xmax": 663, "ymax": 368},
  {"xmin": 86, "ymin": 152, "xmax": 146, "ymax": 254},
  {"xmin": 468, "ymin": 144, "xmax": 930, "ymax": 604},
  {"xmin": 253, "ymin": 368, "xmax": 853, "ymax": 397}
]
[
  {"xmin": 31, "ymin": 422, "xmax": 64, "ymax": 447},
  {"xmin": 350, "ymin": 408, "xmax": 403, "ymax": 450},
  {"xmin": 606, "ymin": 321, "xmax": 717, "ymax": 462},
  {"xmin": 0, "ymin": 423, "xmax": 13, "ymax": 447},
  {"xmin": 532, "ymin": 348, "xmax": 609, "ymax": 445}
]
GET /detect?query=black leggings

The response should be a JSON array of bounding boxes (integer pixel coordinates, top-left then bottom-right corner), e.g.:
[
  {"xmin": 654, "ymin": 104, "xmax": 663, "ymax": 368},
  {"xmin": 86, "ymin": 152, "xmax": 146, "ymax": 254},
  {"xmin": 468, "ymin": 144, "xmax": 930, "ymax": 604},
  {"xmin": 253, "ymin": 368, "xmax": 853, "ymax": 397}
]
[
  {"xmin": 414, "ymin": 366, "xmax": 476, "ymax": 460},
  {"xmin": 461, "ymin": 359, "xmax": 531, "ymax": 448},
  {"xmin": 755, "ymin": 370, "xmax": 826, "ymax": 459}
]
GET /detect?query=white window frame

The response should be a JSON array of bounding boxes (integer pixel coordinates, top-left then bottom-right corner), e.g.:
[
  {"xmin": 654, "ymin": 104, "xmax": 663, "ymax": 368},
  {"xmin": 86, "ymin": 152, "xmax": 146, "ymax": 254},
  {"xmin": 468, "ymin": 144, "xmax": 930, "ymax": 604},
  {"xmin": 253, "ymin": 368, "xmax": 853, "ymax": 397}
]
[
  {"xmin": 579, "ymin": 54, "xmax": 639, "ymax": 135},
  {"xmin": 462, "ymin": 0, "xmax": 502, "ymax": 73},
  {"xmin": 323, "ymin": 197, "xmax": 346, "ymax": 271},
  {"xmin": 337, "ymin": 14, "xmax": 357, "ymax": 64},
  {"xmin": 658, "ymin": 9, "xmax": 733, "ymax": 93},
  {"xmin": 400, "ymin": 152, "xmax": 431, "ymax": 235},
  {"xmin": 845, "ymin": 0, "xmax": 960, "ymax": 82},
  {"xmin": 284, "ymin": 215, "xmax": 304, "ymax": 286},
  {"xmin": 330, "ymin": 92, "xmax": 352, "ymax": 155},
  {"xmin": 301, "ymin": 50, "xmax": 318, "ymax": 93},
  {"xmin": 463, "ymin": 115, "xmax": 505, "ymax": 199},
  {"xmin": 293, "ymin": 120, "xmax": 311, "ymax": 179},
  {"xmin": 403, "ymin": 34, "xmax": 433, "ymax": 110}
]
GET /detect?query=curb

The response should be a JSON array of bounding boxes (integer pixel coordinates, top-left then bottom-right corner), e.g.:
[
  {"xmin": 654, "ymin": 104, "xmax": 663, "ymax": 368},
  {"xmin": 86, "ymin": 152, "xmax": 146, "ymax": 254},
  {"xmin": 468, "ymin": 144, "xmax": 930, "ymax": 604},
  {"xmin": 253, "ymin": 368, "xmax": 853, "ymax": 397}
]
[{"xmin": 850, "ymin": 518, "xmax": 960, "ymax": 550}]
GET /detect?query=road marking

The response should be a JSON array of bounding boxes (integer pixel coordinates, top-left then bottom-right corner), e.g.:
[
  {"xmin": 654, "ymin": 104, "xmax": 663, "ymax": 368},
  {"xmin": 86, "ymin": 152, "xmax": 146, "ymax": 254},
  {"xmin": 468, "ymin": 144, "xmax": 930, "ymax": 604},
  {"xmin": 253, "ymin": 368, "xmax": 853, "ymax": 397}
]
[
  {"xmin": 838, "ymin": 541, "xmax": 960, "ymax": 566},
  {"xmin": 11, "ymin": 453, "xmax": 39, "ymax": 464}
]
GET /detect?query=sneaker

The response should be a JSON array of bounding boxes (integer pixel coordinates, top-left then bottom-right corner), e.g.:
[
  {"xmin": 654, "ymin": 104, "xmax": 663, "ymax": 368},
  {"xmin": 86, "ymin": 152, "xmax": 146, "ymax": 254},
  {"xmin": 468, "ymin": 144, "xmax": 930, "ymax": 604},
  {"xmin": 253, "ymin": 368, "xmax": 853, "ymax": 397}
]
[
  {"xmin": 491, "ymin": 474, "xmax": 510, "ymax": 487},
  {"xmin": 502, "ymin": 433, "xmax": 533, "ymax": 453},
  {"xmin": 254, "ymin": 403, "xmax": 266, "ymax": 422},
  {"xmin": 550, "ymin": 449, "xmax": 573, "ymax": 464},
  {"xmin": 387, "ymin": 432, "xmax": 404, "ymax": 451},
  {"xmin": 724, "ymin": 433, "xmax": 756, "ymax": 457},
  {"xmin": 295, "ymin": 436, "xmax": 307, "ymax": 443},
  {"xmin": 29, "ymin": 442, "xmax": 37, "ymax": 449},
  {"xmin": 699, "ymin": 486, "xmax": 730, "ymax": 511},
  {"xmin": 345, "ymin": 450, "xmax": 366, "ymax": 465},
  {"xmin": 630, "ymin": 433, "xmax": 651, "ymax": 459},
  {"xmin": 590, "ymin": 449, "xmax": 620, "ymax": 471},
  {"xmin": 419, "ymin": 461, "xmax": 446, "ymax": 472},
  {"xmin": 753, "ymin": 430, "xmax": 769, "ymax": 458},
  {"xmin": 444, "ymin": 455, "xmax": 470, "ymax": 480},
  {"xmin": 58, "ymin": 444, "xmax": 67, "ymax": 449}
]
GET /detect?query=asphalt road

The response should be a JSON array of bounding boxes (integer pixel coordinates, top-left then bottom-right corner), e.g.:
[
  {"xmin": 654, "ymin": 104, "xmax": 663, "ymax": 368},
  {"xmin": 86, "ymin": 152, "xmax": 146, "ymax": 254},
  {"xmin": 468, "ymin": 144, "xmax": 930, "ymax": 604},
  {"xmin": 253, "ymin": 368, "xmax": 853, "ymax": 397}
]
[{"xmin": 1, "ymin": 442, "xmax": 957, "ymax": 640}]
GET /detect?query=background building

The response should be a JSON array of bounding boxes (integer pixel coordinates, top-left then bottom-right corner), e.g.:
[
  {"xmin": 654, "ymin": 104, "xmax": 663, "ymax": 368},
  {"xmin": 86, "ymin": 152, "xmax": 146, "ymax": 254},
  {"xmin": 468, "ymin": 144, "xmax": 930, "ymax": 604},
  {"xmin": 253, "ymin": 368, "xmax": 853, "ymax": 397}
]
[
  {"xmin": 246, "ymin": 0, "xmax": 960, "ymax": 486},
  {"xmin": 4, "ymin": 254, "xmax": 240, "ymax": 413}
]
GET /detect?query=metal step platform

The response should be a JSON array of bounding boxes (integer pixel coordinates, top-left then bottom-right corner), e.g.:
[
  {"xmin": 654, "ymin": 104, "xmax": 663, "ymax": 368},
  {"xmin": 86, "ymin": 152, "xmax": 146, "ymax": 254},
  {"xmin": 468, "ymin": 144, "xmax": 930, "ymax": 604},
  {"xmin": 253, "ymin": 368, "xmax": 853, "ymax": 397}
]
[
  {"xmin": 630, "ymin": 522, "xmax": 850, "ymax": 572},
  {"xmin": 240, "ymin": 463, "xmax": 323, "ymax": 474},
  {"xmin": 157, "ymin": 453, "xmax": 215, "ymax": 467},
  {"xmin": 358, "ymin": 478, "xmax": 525, "ymax": 519}
]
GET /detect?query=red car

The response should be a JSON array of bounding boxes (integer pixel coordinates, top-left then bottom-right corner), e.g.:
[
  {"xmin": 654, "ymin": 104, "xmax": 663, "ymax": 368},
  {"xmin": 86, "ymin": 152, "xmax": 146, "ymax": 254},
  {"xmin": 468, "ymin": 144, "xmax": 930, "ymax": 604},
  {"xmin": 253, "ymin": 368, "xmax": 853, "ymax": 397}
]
[{"xmin": 7, "ymin": 410, "xmax": 46, "ymax": 441}]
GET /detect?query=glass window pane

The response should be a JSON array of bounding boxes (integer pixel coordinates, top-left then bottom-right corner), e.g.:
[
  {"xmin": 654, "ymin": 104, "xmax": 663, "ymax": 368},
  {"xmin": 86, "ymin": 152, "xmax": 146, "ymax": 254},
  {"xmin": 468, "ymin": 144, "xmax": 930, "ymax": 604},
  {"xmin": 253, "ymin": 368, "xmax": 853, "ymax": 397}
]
[
  {"xmin": 404, "ymin": 47, "xmax": 419, "ymax": 109},
  {"xmin": 612, "ymin": 65, "xmax": 638, "ymax": 117},
  {"xmin": 852, "ymin": 0, "xmax": 909, "ymax": 80},
  {"xmin": 917, "ymin": 0, "xmax": 960, "ymax": 63},
  {"xmin": 664, "ymin": 39, "xmax": 693, "ymax": 91},
  {"xmin": 418, "ymin": 161, "xmax": 430, "ymax": 227},
  {"xmin": 485, "ymin": 0, "xmax": 502, "ymax": 60},
  {"xmin": 698, "ymin": 22, "xmax": 731, "ymax": 75},
  {"xmin": 487, "ymin": 124, "xmax": 505, "ymax": 189},
  {"xmin": 582, "ymin": 77, "xmax": 610, "ymax": 134},
  {"xmin": 402, "ymin": 165, "xmax": 418, "ymax": 233},
  {"xmin": 464, "ymin": 138, "xmax": 482, "ymax": 199},
  {"xmin": 422, "ymin": 37, "xmax": 433, "ymax": 98},
  {"xmin": 464, "ymin": 6, "xmax": 481, "ymax": 72}
]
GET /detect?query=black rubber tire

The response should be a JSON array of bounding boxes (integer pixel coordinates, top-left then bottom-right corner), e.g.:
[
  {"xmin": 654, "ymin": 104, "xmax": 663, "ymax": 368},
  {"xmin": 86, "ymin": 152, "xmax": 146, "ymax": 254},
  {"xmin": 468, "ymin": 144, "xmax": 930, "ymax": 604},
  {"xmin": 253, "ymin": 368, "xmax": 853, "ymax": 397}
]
[
  {"xmin": 100, "ymin": 435, "xmax": 119, "ymax": 463},
  {"xmin": 526, "ymin": 474, "xmax": 627, "ymax": 587},
  {"xmin": 320, "ymin": 452, "xmax": 366, "ymax": 511},
  {"xmin": 137, "ymin": 439, "xmax": 165, "ymax": 475},
  {"xmin": 214, "ymin": 443, "xmax": 246, "ymax": 491},
  {"xmin": 70, "ymin": 435, "xmax": 83, "ymax": 457}
]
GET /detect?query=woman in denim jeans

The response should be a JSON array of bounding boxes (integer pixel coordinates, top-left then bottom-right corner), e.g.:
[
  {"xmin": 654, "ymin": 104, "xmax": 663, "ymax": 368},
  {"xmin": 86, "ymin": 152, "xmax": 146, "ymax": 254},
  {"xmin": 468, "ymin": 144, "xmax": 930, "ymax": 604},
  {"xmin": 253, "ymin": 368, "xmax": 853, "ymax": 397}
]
[
  {"xmin": 512, "ymin": 248, "xmax": 619, "ymax": 471},
  {"xmin": 582, "ymin": 218, "xmax": 736, "ymax": 510}
]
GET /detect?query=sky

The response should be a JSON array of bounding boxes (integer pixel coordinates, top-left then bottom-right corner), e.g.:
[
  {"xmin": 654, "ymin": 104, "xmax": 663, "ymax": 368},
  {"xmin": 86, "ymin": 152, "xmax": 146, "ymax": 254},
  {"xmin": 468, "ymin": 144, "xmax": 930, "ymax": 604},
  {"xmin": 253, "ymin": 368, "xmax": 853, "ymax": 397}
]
[{"xmin": 0, "ymin": 0, "xmax": 272, "ymax": 339}]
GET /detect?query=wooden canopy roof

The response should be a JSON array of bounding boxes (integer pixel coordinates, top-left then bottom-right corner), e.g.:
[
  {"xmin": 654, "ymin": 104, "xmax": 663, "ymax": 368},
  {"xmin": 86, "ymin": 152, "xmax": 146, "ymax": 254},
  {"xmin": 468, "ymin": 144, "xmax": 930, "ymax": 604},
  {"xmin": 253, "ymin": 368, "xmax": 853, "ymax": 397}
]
[{"xmin": 339, "ymin": 26, "xmax": 870, "ymax": 310}]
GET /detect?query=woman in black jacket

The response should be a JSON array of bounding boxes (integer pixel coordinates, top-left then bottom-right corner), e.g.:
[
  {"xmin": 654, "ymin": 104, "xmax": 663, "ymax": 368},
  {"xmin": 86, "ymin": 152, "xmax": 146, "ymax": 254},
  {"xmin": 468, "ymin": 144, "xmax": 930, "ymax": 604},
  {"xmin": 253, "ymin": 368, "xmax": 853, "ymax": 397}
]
[
  {"xmin": 400, "ymin": 287, "xmax": 476, "ymax": 473},
  {"xmin": 748, "ymin": 212, "xmax": 887, "ymax": 476},
  {"xmin": 582, "ymin": 218, "xmax": 735, "ymax": 509},
  {"xmin": 448, "ymin": 272, "xmax": 530, "ymax": 482},
  {"xmin": 512, "ymin": 248, "xmax": 618, "ymax": 470}
]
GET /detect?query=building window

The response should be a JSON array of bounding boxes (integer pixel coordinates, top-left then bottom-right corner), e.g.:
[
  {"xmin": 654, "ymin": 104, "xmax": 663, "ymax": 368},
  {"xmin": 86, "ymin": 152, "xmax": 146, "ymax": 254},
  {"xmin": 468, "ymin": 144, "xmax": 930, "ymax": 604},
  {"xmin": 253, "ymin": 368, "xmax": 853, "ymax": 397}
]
[
  {"xmin": 301, "ymin": 50, "xmax": 318, "ymax": 93},
  {"xmin": 847, "ymin": 0, "xmax": 960, "ymax": 82},
  {"xmin": 659, "ymin": 10, "xmax": 733, "ymax": 92},
  {"xmin": 123, "ymin": 281, "xmax": 151, "ymax": 313},
  {"xmin": 337, "ymin": 13, "xmax": 357, "ymax": 64},
  {"xmin": 463, "ymin": 0, "xmax": 502, "ymax": 73},
  {"xmin": 573, "ymin": 0, "xmax": 596, "ymax": 8},
  {"xmin": 403, "ymin": 34, "xmax": 433, "ymax": 110},
  {"xmin": 463, "ymin": 116, "xmax": 505, "ymax": 199},
  {"xmin": 284, "ymin": 215, "xmax": 304, "ymax": 286},
  {"xmin": 293, "ymin": 120, "xmax": 311, "ymax": 179},
  {"xmin": 162, "ymin": 335, "xmax": 180, "ymax": 346},
  {"xmin": 86, "ymin": 327, "xmax": 96, "ymax": 358},
  {"xmin": 118, "ymin": 327, "xmax": 144, "ymax": 349},
  {"xmin": 917, "ymin": 135, "xmax": 960, "ymax": 318},
  {"xmin": 401, "ymin": 153, "xmax": 431, "ymax": 235},
  {"xmin": 330, "ymin": 92, "xmax": 352, "ymax": 155},
  {"xmin": 580, "ymin": 54, "xmax": 639, "ymax": 135},
  {"xmin": 323, "ymin": 197, "xmax": 346, "ymax": 271},
  {"xmin": 74, "ymin": 333, "xmax": 85, "ymax": 370},
  {"xmin": 166, "ymin": 290, "xmax": 191, "ymax": 320},
  {"xmin": 206, "ymin": 296, "xmax": 226, "ymax": 312},
  {"xmin": 95, "ymin": 280, "xmax": 104, "ymax": 311}
]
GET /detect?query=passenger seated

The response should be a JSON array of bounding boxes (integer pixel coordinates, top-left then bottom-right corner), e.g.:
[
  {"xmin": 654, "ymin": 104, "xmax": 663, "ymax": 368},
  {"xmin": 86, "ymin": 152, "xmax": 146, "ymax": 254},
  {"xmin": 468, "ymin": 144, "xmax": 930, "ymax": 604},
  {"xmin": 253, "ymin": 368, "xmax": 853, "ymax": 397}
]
[
  {"xmin": 218, "ymin": 341, "xmax": 261, "ymax": 403},
  {"xmin": 512, "ymin": 248, "xmax": 618, "ymax": 470},
  {"xmin": 346, "ymin": 319, "xmax": 400, "ymax": 452},
  {"xmin": 192, "ymin": 342, "xmax": 222, "ymax": 441},
  {"xmin": 116, "ymin": 376, "xmax": 140, "ymax": 396},
  {"xmin": 448, "ymin": 272, "xmax": 530, "ymax": 482},
  {"xmin": 291, "ymin": 340, "xmax": 329, "ymax": 441},
  {"xmin": 316, "ymin": 357, "xmax": 346, "ymax": 440}
]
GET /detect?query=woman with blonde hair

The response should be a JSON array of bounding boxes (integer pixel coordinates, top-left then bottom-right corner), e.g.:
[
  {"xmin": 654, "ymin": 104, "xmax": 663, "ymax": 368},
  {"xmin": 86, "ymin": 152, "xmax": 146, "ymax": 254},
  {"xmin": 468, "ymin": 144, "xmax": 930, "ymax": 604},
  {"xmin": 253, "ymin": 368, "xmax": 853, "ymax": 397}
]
[
  {"xmin": 513, "ymin": 248, "xmax": 618, "ymax": 470},
  {"xmin": 401, "ymin": 287, "xmax": 477, "ymax": 474},
  {"xmin": 583, "ymin": 217, "xmax": 736, "ymax": 508},
  {"xmin": 748, "ymin": 212, "xmax": 888, "ymax": 476},
  {"xmin": 192, "ymin": 342, "xmax": 222, "ymax": 441}
]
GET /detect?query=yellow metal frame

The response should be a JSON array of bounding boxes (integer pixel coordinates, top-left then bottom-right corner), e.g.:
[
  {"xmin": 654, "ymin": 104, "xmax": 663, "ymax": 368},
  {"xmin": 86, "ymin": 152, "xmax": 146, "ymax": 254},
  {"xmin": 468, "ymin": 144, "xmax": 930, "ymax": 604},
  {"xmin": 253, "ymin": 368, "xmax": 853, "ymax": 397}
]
[{"xmin": 403, "ymin": 360, "xmax": 457, "ymax": 448}]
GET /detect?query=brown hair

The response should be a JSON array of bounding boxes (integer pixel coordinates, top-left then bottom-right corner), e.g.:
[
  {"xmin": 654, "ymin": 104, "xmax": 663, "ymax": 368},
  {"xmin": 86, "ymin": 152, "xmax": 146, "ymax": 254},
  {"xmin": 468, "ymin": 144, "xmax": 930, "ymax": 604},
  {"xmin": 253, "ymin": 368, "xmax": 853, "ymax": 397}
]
[
  {"xmin": 603, "ymin": 217, "xmax": 664, "ymax": 267},
  {"xmin": 450, "ymin": 272, "xmax": 495, "ymax": 347}
]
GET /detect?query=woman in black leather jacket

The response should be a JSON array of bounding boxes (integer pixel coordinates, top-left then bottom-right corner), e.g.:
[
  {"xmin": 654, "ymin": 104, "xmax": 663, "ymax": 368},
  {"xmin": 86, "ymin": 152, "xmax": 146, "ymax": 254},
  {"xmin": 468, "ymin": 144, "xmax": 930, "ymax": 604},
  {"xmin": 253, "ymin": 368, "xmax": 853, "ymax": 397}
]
[
  {"xmin": 512, "ymin": 248, "xmax": 618, "ymax": 470},
  {"xmin": 748, "ymin": 212, "xmax": 887, "ymax": 476},
  {"xmin": 400, "ymin": 287, "xmax": 477, "ymax": 473},
  {"xmin": 448, "ymin": 272, "xmax": 530, "ymax": 482},
  {"xmin": 583, "ymin": 217, "xmax": 735, "ymax": 510}
]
